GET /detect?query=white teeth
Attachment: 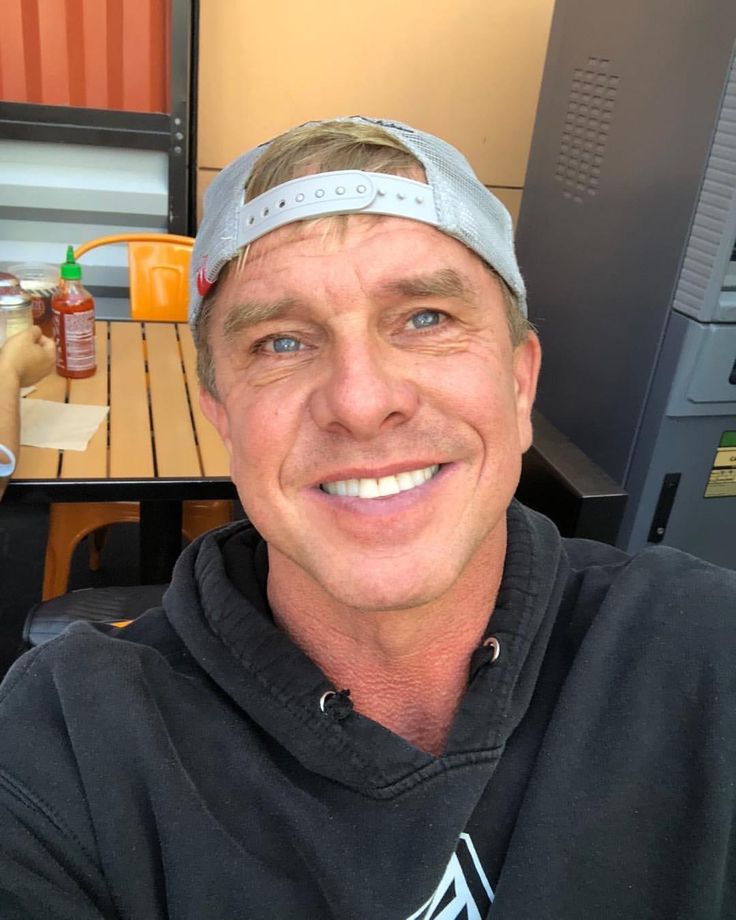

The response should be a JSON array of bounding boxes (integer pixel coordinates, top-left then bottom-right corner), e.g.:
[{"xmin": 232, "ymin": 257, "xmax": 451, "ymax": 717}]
[
  {"xmin": 396, "ymin": 471, "xmax": 415, "ymax": 491},
  {"xmin": 322, "ymin": 464, "xmax": 440, "ymax": 499},
  {"xmin": 377, "ymin": 476, "xmax": 401, "ymax": 497},
  {"xmin": 358, "ymin": 478, "xmax": 380, "ymax": 499}
]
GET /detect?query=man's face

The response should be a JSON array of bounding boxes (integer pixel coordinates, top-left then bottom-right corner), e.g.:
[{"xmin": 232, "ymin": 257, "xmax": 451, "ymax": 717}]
[{"xmin": 200, "ymin": 215, "xmax": 540, "ymax": 612}]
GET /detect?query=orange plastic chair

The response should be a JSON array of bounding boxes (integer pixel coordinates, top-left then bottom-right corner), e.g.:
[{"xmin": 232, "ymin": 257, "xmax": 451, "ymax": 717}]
[
  {"xmin": 42, "ymin": 233, "xmax": 231, "ymax": 600},
  {"xmin": 75, "ymin": 233, "xmax": 194, "ymax": 322}
]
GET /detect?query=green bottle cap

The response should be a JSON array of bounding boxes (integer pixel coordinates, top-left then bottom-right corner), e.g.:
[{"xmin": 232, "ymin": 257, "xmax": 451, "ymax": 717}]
[{"xmin": 60, "ymin": 245, "xmax": 82, "ymax": 281}]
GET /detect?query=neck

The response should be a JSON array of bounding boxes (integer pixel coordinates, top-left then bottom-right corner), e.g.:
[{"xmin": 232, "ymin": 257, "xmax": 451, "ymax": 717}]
[{"xmin": 267, "ymin": 530, "xmax": 506, "ymax": 756}]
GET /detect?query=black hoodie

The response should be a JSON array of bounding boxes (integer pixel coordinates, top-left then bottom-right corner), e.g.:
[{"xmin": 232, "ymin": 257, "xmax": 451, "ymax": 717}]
[{"xmin": 1, "ymin": 502, "xmax": 735, "ymax": 919}]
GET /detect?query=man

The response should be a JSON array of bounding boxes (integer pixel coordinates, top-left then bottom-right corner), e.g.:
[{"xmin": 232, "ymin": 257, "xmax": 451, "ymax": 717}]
[{"xmin": 0, "ymin": 117, "xmax": 734, "ymax": 919}]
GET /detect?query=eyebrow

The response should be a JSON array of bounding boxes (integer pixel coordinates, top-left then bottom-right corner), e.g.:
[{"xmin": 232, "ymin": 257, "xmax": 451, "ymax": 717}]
[
  {"xmin": 375, "ymin": 268, "xmax": 479, "ymax": 304},
  {"xmin": 222, "ymin": 297, "xmax": 299, "ymax": 343}
]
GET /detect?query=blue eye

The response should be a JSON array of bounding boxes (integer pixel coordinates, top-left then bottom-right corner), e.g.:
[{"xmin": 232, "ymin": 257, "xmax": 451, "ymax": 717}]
[
  {"xmin": 269, "ymin": 336, "xmax": 301, "ymax": 353},
  {"xmin": 410, "ymin": 310, "xmax": 442, "ymax": 329}
]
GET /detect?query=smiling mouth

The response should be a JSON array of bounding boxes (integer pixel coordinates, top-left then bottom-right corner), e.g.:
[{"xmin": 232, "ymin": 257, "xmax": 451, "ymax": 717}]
[{"xmin": 320, "ymin": 464, "xmax": 441, "ymax": 499}]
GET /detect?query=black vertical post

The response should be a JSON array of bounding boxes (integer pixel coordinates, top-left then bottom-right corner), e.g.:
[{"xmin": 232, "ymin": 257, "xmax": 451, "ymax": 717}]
[
  {"xmin": 168, "ymin": 0, "xmax": 197, "ymax": 235},
  {"xmin": 139, "ymin": 501, "xmax": 183, "ymax": 584}
]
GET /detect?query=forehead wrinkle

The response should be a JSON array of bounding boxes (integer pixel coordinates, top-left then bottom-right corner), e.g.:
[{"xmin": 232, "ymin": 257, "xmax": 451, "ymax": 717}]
[
  {"xmin": 375, "ymin": 267, "xmax": 479, "ymax": 304},
  {"xmin": 221, "ymin": 297, "xmax": 300, "ymax": 342}
]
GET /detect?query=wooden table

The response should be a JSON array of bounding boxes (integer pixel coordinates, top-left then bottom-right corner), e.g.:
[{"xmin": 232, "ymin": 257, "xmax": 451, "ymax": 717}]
[{"xmin": 5, "ymin": 320, "xmax": 236, "ymax": 582}]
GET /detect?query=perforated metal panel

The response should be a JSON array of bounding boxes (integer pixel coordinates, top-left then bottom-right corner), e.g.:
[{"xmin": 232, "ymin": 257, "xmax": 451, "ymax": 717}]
[
  {"xmin": 671, "ymin": 55, "xmax": 736, "ymax": 323},
  {"xmin": 555, "ymin": 58, "xmax": 619, "ymax": 203}
]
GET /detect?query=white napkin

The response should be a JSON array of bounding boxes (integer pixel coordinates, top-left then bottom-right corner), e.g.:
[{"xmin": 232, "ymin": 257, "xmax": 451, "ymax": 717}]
[{"xmin": 20, "ymin": 399, "xmax": 109, "ymax": 451}]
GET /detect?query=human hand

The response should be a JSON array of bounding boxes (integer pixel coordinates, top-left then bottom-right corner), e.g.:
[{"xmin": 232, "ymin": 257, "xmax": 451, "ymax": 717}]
[{"xmin": 0, "ymin": 325, "xmax": 56, "ymax": 387}]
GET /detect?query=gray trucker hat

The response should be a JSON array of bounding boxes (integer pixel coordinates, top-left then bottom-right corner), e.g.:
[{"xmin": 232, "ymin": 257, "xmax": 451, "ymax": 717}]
[{"xmin": 190, "ymin": 115, "xmax": 527, "ymax": 323}]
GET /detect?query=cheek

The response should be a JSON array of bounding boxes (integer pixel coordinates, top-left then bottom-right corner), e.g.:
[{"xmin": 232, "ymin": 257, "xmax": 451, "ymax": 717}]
[
  {"xmin": 419, "ymin": 352, "xmax": 517, "ymax": 422},
  {"xmin": 223, "ymin": 387, "xmax": 305, "ymax": 482},
  {"xmin": 430, "ymin": 359, "xmax": 526, "ymax": 477}
]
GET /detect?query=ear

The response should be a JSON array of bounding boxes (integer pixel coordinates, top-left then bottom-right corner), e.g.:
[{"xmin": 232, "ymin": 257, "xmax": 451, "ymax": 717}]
[
  {"xmin": 512, "ymin": 332, "xmax": 541, "ymax": 453},
  {"xmin": 199, "ymin": 388, "xmax": 233, "ymax": 454}
]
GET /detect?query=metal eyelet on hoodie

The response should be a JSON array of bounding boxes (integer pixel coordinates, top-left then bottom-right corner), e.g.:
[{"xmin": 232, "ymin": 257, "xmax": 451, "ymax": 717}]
[
  {"xmin": 319, "ymin": 691, "xmax": 335, "ymax": 712},
  {"xmin": 482, "ymin": 636, "xmax": 501, "ymax": 664},
  {"xmin": 319, "ymin": 688, "xmax": 353, "ymax": 721},
  {"xmin": 468, "ymin": 635, "xmax": 502, "ymax": 681}
]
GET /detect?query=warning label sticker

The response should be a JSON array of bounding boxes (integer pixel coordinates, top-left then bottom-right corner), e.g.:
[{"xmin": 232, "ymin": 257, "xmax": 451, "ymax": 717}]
[{"xmin": 705, "ymin": 431, "xmax": 736, "ymax": 498}]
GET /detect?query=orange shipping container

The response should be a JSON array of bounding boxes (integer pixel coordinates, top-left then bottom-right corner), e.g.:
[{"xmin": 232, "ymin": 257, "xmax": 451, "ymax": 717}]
[{"xmin": 0, "ymin": 0, "xmax": 170, "ymax": 113}]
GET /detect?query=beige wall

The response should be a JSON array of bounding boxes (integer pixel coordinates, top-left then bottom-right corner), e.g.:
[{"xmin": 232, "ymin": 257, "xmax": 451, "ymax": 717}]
[{"xmin": 197, "ymin": 0, "xmax": 555, "ymax": 226}]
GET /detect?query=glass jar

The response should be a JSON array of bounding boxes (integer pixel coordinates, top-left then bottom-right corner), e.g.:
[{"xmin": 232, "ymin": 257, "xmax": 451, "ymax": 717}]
[
  {"xmin": 7, "ymin": 262, "xmax": 58, "ymax": 337},
  {"xmin": 0, "ymin": 272, "xmax": 20, "ymax": 292},
  {"xmin": 0, "ymin": 284, "xmax": 34, "ymax": 343}
]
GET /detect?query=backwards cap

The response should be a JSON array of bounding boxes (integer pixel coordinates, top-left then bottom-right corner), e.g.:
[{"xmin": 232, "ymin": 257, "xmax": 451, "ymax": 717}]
[{"xmin": 189, "ymin": 115, "xmax": 527, "ymax": 323}]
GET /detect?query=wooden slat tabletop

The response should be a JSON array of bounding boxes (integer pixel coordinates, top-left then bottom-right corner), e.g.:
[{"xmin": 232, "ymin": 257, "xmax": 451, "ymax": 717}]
[
  {"xmin": 14, "ymin": 365, "xmax": 66, "ymax": 480},
  {"xmin": 110, "ymin": 321, "xmax": 154, "ymax": 478},
  {"xmin": 178, "ymin": 324, "xmax": 230, "ymax": 476},
  {"xmin": 13, "ymin": 320, "xmax": 230, "ymax": 486},
  {"xmin": 146, "ymin": 322, "xmax": 200, "ymax": 477},
  {"xmin": 61, "ymin": 323, "xmax": 109, "ymax": 479}
]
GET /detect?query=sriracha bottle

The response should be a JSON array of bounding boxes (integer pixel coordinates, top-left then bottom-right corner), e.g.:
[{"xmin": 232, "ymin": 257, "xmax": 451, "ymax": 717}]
[{"xmin": 52, "ymin": 246, "xmax": 96, "ymax": 379}]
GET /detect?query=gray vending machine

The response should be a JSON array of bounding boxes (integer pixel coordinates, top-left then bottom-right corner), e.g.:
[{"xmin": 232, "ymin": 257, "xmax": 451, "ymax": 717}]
[{"xmin": 516, "ymin": 0, "xmax": 736, "ymax": 568}]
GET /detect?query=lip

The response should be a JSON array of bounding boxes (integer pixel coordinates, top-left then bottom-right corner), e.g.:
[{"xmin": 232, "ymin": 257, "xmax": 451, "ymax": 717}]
[{"xmin": 315, "ymin": 460, "xmax": 445, "ymax": 487}]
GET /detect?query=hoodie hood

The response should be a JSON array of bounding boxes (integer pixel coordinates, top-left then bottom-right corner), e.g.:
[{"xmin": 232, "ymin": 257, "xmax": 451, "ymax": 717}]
[{"xmin": 162, "ymin": 501, "xmax": 568, "ymax": 793}]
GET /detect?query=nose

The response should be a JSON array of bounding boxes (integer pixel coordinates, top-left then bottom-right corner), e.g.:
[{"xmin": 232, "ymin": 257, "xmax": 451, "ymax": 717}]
[{"xmin": 309, "ymin": 336, "xmax": 419, "ymax": 440}]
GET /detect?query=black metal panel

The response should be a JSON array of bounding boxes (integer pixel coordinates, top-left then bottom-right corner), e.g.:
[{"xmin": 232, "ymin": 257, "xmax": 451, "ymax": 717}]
[
  {"xmin": 3, "ymin": 478, "xmax": 237, "ymax": 504},
  {"xmin": 0, "ymin": 102, "xmax": 170, "ymax": 150},
  {"xmin": 515, "ymin": 0, "xmax": 736, "ymax": 483},
  {"xmin": 516, "ymin": 411, "xmax": 627, "ymax": 544}
]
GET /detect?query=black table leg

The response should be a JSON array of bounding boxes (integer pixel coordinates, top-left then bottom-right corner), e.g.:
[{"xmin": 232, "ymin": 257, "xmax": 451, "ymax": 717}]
[{"xmin": 139, "ymin": 501, "xmax": 182, "ymax": 584}]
